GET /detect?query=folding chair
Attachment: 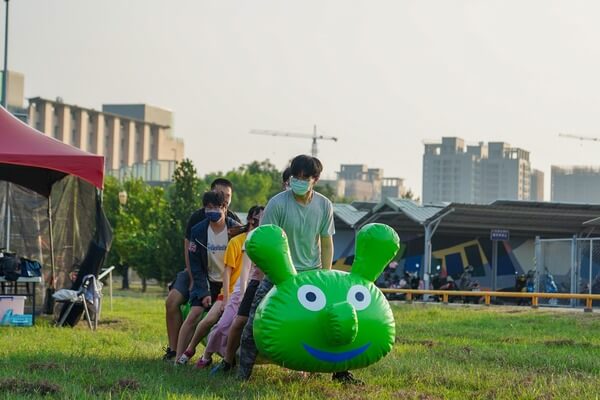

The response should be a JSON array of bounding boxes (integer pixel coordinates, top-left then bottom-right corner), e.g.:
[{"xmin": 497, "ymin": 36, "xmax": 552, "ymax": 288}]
[{"xmin": 55, "ymin": 274, "xmax": 103, "ymax": 330}]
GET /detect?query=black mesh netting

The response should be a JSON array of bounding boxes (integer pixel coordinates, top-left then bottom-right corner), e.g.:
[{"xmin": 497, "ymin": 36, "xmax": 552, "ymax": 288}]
[{"xmin": 1, "ymin": 175, "xmax": 112, "ymax": 316}]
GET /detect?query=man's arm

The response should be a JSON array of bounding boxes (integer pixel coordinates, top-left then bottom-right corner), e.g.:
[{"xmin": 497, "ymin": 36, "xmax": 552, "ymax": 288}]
[{"xmin": 320, "ymin": 235, "xmax": 334, "ymax": 270}]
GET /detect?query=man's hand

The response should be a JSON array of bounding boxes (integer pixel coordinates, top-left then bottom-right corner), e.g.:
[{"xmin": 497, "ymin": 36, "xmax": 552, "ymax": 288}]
[{"xmin": 201, "ymin": 296, "xmax": 212, "ymax": 309}]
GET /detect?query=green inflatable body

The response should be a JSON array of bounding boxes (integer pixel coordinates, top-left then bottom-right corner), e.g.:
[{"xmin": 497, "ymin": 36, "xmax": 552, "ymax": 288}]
[{"xmin": 246, "ymin": 223, "xmax": 400, "ymax": 373}]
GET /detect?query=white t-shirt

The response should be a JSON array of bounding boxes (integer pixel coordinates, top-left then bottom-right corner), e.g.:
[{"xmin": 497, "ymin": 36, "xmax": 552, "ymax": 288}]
[{"xmin": 207, "ymin": 225, "xmax": 228, "ymax": 282}]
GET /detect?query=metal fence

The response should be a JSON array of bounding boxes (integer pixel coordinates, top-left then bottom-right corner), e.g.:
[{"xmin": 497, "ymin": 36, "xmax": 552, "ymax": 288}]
[{"xmin": 535, "ymin": 236, "xmax": 600, "ymax": 307}]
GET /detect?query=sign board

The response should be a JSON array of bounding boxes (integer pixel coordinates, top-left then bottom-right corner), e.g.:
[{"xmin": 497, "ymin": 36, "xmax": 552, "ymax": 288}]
[{"xmin": 490, "ymin": 229, "xmax": 510, "ymax": 241}]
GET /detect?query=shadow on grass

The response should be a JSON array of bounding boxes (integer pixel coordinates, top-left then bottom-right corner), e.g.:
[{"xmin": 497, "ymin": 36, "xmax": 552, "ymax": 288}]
[{"xmin": 0, "ymin": 354, "xmax": 392, "ymax": 399}]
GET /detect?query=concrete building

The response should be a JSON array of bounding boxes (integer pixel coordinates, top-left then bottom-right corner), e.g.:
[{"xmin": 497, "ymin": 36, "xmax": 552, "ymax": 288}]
[
  {"xmin": 530, "ymin": 169, "xmax": 544, "ymax": 201},
  {"xmin": 320, "ymin": 164, "xmax": 405, "ymax": 201},
  {"xmin": 422, "ymin": 137, "xmax": 533, "ymax": 204},
  {"xmin": 551, "ymin": 166, "xmax": 600, "ymax": 203},
  {"xmin": 479, "ymin": 142, "xmax": 531, "ymax": 203},
  {"xmin": 422, "ymin": 137, "xmax": 482, "ymax": 204},
  {"xmin": 1, "ymin": 70, "xmax": 27, "ymax": 120},
  {"xmin": 28, "ymin": 97, "xmax": 184, "ymax": 183}
]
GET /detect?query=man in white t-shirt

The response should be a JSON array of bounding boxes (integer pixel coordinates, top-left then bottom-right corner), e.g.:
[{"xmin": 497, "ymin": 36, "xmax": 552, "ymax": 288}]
[{"xmin": 175, "ymin": 191, "xmax": 240, "ymax": 362}]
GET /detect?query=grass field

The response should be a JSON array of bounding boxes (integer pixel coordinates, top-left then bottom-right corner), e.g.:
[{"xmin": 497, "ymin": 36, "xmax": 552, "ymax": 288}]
[{"xmin": 2, "ymin": 289, "xmax": 600, "ymax": 399}]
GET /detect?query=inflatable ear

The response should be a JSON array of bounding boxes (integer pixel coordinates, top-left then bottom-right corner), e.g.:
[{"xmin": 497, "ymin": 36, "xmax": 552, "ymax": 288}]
[
  {"xmin": 351, "ymin": 223, "xmax": 400, "ymax": 282},
  {"xmin": 245, "ymin": 224, "xmax": 296, "ymax": 285}
]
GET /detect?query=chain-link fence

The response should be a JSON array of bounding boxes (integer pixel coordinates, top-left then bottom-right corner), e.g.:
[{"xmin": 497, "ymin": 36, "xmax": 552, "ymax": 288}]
[{"xmin": 536, "ymin": 237, "xmax": 600, "ymax": 307}]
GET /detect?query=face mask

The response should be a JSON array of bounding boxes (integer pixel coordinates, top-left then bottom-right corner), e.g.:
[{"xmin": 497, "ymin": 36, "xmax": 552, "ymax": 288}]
[
  {"xmin": 206, "ymin": 211, "xmax": 222, "ymax": 222},
  {"xmin": 290, "ymin": 177, "xmax": 311, "ymax": 196}
]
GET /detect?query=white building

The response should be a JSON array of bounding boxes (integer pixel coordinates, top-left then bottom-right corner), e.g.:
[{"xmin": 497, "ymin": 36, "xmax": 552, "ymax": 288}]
[
  {"xmin": 423, "ymin": 137, "xmax": 535, "ymax": 204},
  {"xmin": 551, "ymin": 166, "xmax": 600, "ymax": 203}
]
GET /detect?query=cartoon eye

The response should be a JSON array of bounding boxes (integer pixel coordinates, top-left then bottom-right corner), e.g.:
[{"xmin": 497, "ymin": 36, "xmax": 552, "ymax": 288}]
[
  {"xmin": 297, "ymin": 285, "xmax": 326, "ymax": 312},
  {"xmin": 347, "ymin": 285, "xmax": 371, "ymax": 311}
]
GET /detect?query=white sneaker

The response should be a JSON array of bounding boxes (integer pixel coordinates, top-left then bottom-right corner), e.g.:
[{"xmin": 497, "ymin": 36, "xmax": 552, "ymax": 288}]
[{"xmin": 175, "ymin": 349, "xmax": 194, "ymax": 365}]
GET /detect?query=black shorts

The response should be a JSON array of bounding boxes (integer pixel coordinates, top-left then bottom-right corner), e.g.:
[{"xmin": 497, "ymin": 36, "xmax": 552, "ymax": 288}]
[
  {"xmin": 237, "ymin": 279, "xmax": 260, "ymax": 317},
  {"xmin": 168, "ymin": 270, "xmax": 190, "ymax": 301},
  {"xmin": 190, "ymin": 280, "xmax": 223, "ymax": 308}
]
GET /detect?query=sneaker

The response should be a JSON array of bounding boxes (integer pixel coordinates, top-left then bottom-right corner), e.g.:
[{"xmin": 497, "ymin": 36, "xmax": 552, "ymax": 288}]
[
  {"xmin": 332, "ymin": 371, "xmax": 364, "ymax": 385},
  {"xmin": 210, "ymin": 360, "xmax": 235, "ymax": 375},
  {"xmin": 176, "ymin": 349, "xmax": 195, "ymax": 365},
  {"xmin": 162, "ymin": 347, "xmax": 176, "ymax": 362},
  {"xmin": 195, "ymin": 357, "xmax": 213, "ymax": 369}
]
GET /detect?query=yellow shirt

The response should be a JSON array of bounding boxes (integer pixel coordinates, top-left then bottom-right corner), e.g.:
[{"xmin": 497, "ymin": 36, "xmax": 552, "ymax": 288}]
[{"xmin": 222, "ymin": 232, "xmax": 247, "ymax": 294}]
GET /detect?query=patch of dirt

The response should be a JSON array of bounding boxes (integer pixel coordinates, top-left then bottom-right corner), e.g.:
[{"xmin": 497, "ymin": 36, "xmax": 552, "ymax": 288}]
[
  {"xmin": 543, "ymin": 339, "xmax": 575, "ymax": 346},
  {"xmin": 394, "ymin": 389, "xmax": 442, "ymax": 400},
  {"xmin": 112, "ymin": 378, "xmax": 140, "ymax": 392},
  {"xmin": 98, "ymin": 319, "xmax": 121, "ymax": 325},
  {"xmin": 0, "ymin": 378, "xmax": 61, "ymax": 396},
  {"xmin": 29, "ymin": 362, "xmax": 59, "ymax": 371}
]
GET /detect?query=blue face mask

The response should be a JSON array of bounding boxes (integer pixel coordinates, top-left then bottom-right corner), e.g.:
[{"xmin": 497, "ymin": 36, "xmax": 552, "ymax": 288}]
[
  {"xmin": 290, "ymin": 177, "xmax": 311, "ymax": 196},
  {"xmin": 206, "ymin": 211, "xmax": 222, "ymax": 222}
]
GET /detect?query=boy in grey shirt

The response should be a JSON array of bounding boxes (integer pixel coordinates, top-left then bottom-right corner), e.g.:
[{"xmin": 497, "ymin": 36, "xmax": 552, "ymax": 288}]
[{"xmin": 238, "ymin": 155, "xmax": 362, "ymax": 384}]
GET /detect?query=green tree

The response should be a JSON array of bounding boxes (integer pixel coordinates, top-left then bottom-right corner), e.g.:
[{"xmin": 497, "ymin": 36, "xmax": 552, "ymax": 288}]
[
  {"xmin": 314, "ymin": 182, "xmax": 354, "ymax": 204},
  {"xmin": 104, "ymin": 176, "xmax": 169, "ymax": 291},
  {"xmin": 204, "ymin": 159, "xmax": 282, "ymax": 213},
  {"xmin": 402, "ymin": 188, "xmax": 420, "ymax": 203}
]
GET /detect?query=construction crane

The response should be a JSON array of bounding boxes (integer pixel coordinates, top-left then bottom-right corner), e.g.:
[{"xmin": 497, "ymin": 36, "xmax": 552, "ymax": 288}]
[
  {"xmin": 559, "ymin": 133, "xmax": 600, "ymax": 142},
  {"xmin": 249, "ymin": 125, "xmax": 338, "ymax": 158}
]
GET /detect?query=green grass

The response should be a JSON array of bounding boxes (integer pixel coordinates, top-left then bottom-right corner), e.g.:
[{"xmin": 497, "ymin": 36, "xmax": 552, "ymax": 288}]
[{"xmin": 2, "ymin": 290, "xmax": 600, "ymax": 399}]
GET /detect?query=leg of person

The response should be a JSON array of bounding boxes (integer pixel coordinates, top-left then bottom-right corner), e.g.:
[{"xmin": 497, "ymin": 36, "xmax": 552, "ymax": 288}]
[
  {"xmin": 175, "ymin": 303, "xmax": 205, "ymax": 362},
  {"xmin": 211, "ymin": 279, "xmax": 259, "ymax": 375},
  {"xmin": 164, "ymin": 271, "xmax": 189, "ymax": 361},
  {"xmin": 180, "ymin": 299, "xmax": 223, "ymax": 366},
  {"xmin": 225, "ymin": 316, "xmax": 246, "ymax": 364},
  {"xmin": 238, "ymin": 279, "xmax": 273, "ymax": 380}
]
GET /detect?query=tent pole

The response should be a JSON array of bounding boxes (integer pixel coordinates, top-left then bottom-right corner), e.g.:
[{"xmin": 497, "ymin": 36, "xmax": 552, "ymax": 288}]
[
  {"xmin": 48, "ymin": 195, "xmax": 56, "ymax": 289},
  {"xmin": 3, "ymin": 181, "xmax": 9, "ymax": 250}
]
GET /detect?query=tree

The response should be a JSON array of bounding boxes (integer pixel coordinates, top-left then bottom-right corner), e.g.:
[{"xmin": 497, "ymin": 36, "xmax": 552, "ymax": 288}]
[
  {"xmin": 402, "ymin": 189, "xmax": 420, "ymax": 203},
  {"xmin": 314, "ymin": 182, "xmax": 353, "ymax": 204},
  {"xmin": 204, "ymin": 159, "xmax": 283, "ymax": 213}
]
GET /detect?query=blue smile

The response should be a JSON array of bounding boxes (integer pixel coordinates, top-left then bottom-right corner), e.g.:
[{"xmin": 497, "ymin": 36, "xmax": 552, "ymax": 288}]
[{"xmin": 302, "ymin": 342, "xmax": 371, "ymax": 362}]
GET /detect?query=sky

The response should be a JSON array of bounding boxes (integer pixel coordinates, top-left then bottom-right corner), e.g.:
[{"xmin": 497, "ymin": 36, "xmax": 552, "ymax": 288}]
[{"xmin": 6, "ymin": 1, "xmax": 600, "ymax": 199}]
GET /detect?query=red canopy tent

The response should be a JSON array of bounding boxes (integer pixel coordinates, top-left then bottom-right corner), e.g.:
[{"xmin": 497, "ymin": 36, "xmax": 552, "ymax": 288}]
[
  {"xmin": 0, "ymin": 107, "xmax": 111, "ymax": 311},
  {"xmin": 0, "ymin": 106, "xmax": 104, "ymax": 195}
]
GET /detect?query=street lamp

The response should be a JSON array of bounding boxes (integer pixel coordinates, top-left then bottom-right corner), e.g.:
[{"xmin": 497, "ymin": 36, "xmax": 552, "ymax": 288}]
[
  {"xmin": 118, "ymin": 190, "xmax": 128, "ymax": 206},
  {"xmin": 2, "ymin": 0, "xmax": 10, "ymax": 108}
]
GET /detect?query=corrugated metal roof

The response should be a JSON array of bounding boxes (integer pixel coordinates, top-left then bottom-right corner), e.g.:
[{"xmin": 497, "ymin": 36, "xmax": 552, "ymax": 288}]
[
  {"xmin": 333, "ymin": 203, "xmax": 368, "ymax": 227},
  {"xmin": 375, "ymin": 198, "xmax": 445, "ymax": 224}
]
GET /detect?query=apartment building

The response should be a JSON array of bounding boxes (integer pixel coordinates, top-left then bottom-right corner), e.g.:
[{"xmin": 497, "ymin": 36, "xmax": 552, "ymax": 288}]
[
  {"xmin": 422, "ymin": 137, "xmax": 535, "ymax": 204},
  {"xmin": 320, "ymin": 164, "xmax": 406, "ymax": 201},
  {"xmin": 551, "ymin": 166, "xmax": 600, "ymax": 203},
  {"xmin": 28, "ymin": 97, "xmax": 184, "ymax": 182}
]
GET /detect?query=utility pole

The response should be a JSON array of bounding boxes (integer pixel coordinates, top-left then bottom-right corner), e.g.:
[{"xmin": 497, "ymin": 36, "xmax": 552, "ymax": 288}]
[{"xmin": 1, "ymin": 0, "xmax": 9, "ymax": 108}]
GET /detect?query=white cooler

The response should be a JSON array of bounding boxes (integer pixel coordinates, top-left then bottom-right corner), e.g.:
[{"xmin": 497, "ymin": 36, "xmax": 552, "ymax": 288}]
[{"xmin": 0, "ymin": 295, "xmax": 26, "ymax": 320}]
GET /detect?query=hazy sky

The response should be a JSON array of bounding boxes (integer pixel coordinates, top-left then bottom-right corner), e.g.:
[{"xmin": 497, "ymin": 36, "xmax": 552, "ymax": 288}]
[{"xmin": 6, "ymin": 1, "xmax": 600, "ymax": 199}]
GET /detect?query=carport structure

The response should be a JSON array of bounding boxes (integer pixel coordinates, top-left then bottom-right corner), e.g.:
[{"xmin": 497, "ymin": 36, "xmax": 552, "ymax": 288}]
[{"xmin": 355, "ymin": 198, "xmax": 600, "ymax": 290}]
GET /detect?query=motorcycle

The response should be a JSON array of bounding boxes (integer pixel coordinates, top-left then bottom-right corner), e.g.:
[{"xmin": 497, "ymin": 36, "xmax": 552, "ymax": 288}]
[{"xmin": 458, "ymin": 265, "xmax": 482, "ymax": 304}]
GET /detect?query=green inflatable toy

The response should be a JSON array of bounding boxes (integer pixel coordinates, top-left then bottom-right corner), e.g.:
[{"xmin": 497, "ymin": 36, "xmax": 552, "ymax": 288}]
[{"xmin": 246, "ymin": 223, "xmax": 400, "ymax": 373}]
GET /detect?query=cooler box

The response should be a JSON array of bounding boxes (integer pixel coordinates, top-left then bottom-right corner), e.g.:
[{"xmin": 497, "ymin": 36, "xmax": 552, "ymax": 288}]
[{"xmin": 0, "ymin": 296, "xmax": 26, "ymax": 320}]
